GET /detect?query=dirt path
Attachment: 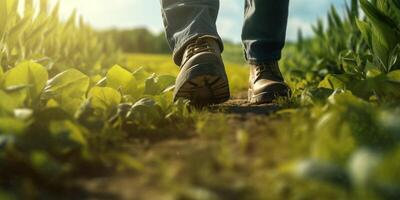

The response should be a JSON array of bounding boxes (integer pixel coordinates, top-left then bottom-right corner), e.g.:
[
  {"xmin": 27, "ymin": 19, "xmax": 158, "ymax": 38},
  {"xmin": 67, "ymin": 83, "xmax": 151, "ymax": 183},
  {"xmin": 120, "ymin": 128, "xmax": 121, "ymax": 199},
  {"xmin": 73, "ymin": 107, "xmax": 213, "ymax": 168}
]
[{"xmin": 78, "ymin": 98, "xmax": 293, "ymax": 200}]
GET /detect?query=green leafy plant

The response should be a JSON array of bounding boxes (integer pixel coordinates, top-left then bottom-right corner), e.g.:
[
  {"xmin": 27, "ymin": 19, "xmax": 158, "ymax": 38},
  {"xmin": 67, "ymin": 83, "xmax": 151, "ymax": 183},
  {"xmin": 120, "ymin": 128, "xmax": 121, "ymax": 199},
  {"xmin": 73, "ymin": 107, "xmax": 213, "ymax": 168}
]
[
  {"xmin": 280, "ymin": 1, "xmax": 400, "ymax": 199},
  {"xmin": 0, "ymin": 0, "xmax": 122, "ymax": 74},
  {"xmin": 357, "ymin": 0, "xmax": 400, "ymax": 73},
  {"xmin": 0, "ymin": 1, "xmax": 191, "ymax": 198}
]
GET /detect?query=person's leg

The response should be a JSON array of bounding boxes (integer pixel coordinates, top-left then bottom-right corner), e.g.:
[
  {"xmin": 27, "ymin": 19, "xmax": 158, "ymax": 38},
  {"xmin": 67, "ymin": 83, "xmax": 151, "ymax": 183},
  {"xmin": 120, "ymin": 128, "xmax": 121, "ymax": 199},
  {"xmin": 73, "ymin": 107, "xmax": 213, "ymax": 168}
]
[
  {"xmin": 161, "ymin": 0, "xmax": 223, "ymax": 66},
  {"xmin": 243, "ymin": 0, "xmax": 291, "ymax": 104},
  {"xmin": 160, "ymin": 0, "xmax": 230, "ymax": 105},
  {"xmin": 242, "ymin": 0, "xmax": 289, "ymax": 64}
]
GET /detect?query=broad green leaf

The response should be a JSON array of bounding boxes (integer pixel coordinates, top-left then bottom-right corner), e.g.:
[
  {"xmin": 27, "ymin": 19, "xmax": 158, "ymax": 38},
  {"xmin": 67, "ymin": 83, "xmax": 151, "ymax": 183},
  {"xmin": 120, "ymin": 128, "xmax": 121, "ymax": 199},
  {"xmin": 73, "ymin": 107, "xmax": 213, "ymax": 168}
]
[
  {"xmin": 360, "ymin": 0, "xmax": 399, "ymax": 54},
  {"xmin": 46, "ymin": 99, "xmax": 59, "ymax": 108},
  {"xmin": 327, "ymin": 90, "xmax": 368, "ymax": 107},
  {"xmin": 371, "ymin": 29, "xmax": 390, "ymax": 71},
  {"xmin": 368, "ymin": 70, "xmax": 400, "ymax": 99},
  {"xmin": 339, "ymin": 50, "xmax": 363, "ymax": 74},
  {"xmin": 359, "ymin": 0, "xmax": 400, "ymax": 70},
  {"xmin": 350, "ymin": 74, "xmax": 400, "ymax": 100},
  {"xmin": 127, "ymin": 98, "xmax": 163, "ymax": 126},
  {"xmin": 88, "ymin": 87, "xmax": 121, "ymax": 113},
  {"xmin": 301, "ymin": 88, "xmax": 334, "ymax": 105},
  {"xmin": 366, "ymin": 68, "xmax": 382, "ymax": 78},
  {"xmin": 0, "ymin": 90, "xmax": 20, "ymax": 114},
  {"xmin": 3, "ymin": 85, "xmax": 29, "ymax": 107},
  {"xmin": 153, "ymin": 92, "xmax": 174, "ymax": 113},
  {"xmin": 388, "ymin": 44, "xmax": 400, "ymax": 72},
  {"xmin": 3, "ymin": 61, "xmax": 48, "ymax": 99},
  {"xmin": 318, "ymin": 74, "xmax": 353, "ymax": 90},
  {"xmin": 318, "ymin": 74, "xmax": 381, "ymax": 99},
  {"xmin": 360, "ymin": 0, "xmax": 400, "ymax": 35},
  {"xmin": 144, "ymin": 74, "xmax": 175, "ymax": 95},
  {"xmin": 390, "ymin": 0, "xmax": 400, "ymax": 21},
  {"xmin": 90, "ymin": 74, "xmax": 103, "ymax": 85},
  {"xmin": 132, "ymin": 67, "xmax": 150, "ymax": 83},
  {"xmin": 43, "ymin": 69, "xmax": 89, "ymax": 115},
  {"xmin": 0, "ymin": 117, "xmax": 26, "ymax": 134},
  {"xmin": 106, "ymin": 65, "xmax": 134, "ymax": 93},
  {"xmin": 49, "ymin": 120, "xmax": 87, "ymax": 146},
  {"xmin": 376, "ymin": 0, "xmax": 390, "ymax": 13},
  {"xmin": 44, "ymin": 69, "xmax": 89, "ymax": 100},
  {"xmin": 386, "ymin": 70, "xmax": 400, "ymax": 82},
  {"xmin": 0, "ymin": 0, "xmax": 7, "ymax": 36},
  {"xmin": 356, "ymin": 19, "xmax": 372, "ymax": 48},
  {"xmin": 0, "ymin": 67, "xmax": 3, "ymax": 80}
]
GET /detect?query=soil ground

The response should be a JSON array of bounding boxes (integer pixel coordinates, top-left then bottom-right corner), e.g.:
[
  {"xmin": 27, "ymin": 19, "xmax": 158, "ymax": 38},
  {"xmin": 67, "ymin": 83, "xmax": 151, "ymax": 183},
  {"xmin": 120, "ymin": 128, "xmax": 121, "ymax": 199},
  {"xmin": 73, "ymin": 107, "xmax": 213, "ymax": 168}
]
[{"xmin": 76, "ymin": 95, "xmax": 301, "ymax": 200}]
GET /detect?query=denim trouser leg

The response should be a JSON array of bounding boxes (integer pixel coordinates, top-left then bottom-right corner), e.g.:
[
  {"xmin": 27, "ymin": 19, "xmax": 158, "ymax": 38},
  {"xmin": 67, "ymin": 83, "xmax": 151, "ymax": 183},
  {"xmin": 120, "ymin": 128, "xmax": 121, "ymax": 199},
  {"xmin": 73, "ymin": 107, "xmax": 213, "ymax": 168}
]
[
  {"xmin": 242, "ymin": 0, "xmax": 289, "ymax": 64},
  {"xmin": 160, "ymin": 0, "xmax": 289, "ymax": 65},
  {"xmin": 160, "ymin": 0, "xmax": 223, "ymax": 65}
]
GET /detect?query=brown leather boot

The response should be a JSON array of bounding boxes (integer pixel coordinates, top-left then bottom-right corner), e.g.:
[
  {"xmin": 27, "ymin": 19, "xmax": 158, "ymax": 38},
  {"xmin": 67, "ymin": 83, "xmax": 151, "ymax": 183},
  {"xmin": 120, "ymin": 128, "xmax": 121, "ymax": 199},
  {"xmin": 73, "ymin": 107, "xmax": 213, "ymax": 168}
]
[
  {"xmin": 248, "ymin": 61, "xmax": 290, "ymax": 104},
  {"xmin": 174, "ymin": 36, "xmax": 230, "ymax": 106}
]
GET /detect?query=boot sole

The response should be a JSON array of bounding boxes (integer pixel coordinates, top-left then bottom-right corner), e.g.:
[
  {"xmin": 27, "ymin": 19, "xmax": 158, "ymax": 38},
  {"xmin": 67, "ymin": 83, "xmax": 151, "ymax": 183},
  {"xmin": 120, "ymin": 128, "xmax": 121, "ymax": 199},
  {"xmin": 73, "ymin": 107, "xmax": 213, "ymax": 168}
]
[{"xmin": 174, "ymin": 64, "xmax": 230, "ymax": 106}]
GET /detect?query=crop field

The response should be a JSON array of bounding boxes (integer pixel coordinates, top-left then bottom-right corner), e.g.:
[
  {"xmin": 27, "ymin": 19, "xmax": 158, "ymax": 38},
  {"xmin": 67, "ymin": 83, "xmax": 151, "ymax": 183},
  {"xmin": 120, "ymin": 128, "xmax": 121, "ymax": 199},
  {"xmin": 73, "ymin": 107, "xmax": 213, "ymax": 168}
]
[{"xmin": 1, "ymin": 0, "xmax": 400, "ymax": 199}]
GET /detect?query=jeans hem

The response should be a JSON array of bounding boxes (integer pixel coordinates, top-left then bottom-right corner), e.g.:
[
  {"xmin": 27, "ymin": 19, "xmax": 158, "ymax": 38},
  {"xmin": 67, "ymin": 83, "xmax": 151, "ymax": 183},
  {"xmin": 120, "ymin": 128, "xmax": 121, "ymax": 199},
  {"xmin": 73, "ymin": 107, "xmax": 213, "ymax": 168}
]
[{"xmin": 244, "ymin": 54, "xmax": 282, "ymax": 65}]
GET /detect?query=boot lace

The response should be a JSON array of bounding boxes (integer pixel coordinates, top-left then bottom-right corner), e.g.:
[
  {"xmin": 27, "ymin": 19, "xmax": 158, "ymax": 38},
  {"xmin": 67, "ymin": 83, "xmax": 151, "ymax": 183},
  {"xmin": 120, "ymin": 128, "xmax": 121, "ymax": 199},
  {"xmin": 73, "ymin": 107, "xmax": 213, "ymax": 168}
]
[
  {"xmin": 254, "ymin": 62, "xmax": 283, "ymax": 82},
  {"xmin": 184, "ymin": 38, "xmax": 215, "ymax": 61}
]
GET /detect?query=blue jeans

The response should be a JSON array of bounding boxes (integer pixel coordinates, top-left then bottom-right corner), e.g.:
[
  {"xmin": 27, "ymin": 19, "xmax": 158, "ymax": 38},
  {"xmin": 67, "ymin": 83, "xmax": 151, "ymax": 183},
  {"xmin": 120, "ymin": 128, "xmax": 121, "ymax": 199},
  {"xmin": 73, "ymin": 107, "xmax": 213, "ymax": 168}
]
[{"xmin": 160, "ymin": 0, "xmax": 289, "ymax": 65}]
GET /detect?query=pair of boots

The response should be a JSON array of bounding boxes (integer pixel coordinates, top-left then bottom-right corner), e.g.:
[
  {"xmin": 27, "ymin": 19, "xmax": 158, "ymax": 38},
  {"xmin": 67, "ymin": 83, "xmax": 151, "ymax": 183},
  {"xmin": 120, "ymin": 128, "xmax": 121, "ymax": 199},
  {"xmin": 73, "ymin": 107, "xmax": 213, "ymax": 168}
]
[{"xmin": 173, "ymin": 36, "xmax": 290, "ymax": 106}]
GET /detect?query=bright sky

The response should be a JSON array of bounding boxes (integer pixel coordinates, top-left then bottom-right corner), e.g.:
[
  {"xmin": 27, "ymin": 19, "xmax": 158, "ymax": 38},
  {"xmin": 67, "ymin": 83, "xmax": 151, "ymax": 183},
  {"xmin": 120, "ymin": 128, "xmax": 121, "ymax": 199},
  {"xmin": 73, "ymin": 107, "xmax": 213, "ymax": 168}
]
[{"xmin": 48, "ymin": 0, "xmax": 347, "ymax": 42}]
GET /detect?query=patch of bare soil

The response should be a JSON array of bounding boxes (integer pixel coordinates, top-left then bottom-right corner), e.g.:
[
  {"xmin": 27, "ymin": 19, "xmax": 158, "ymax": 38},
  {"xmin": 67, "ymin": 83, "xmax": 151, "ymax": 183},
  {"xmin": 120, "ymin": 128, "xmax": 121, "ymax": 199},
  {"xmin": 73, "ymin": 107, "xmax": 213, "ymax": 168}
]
[
  {"xmin": 78, "ymin": 97, "xmax": 287, "ymax": 200},
  {"xmin": 211, "ymin": 99, "xmax": 279, "ymax": 116}
]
